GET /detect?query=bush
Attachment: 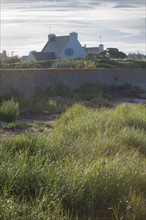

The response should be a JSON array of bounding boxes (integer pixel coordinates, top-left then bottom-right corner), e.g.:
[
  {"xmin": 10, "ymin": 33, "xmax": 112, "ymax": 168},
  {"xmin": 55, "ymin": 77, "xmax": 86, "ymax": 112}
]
[
  {"xmin": 51, "ymin": 59, "xmax": 82, "ymax": 68},
  {"xmin": 0, "ymin": 99, "xmax": 19, "ymax": 122},
  {"xmin": 51, "ymin": 58, "xmax": 96, "ymax": 68},
  {"xmin": 47, "ymin": 99, "xmax": 67, "ymax": 114},
  {"xmin": 90, "ymin": 95, "xmax": 109, "ymax": 107}
]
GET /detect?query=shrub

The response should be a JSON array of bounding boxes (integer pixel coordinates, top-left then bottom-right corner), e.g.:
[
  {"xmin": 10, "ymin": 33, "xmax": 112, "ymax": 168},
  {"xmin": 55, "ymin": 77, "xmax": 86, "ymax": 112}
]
[
  {"xmin": 0, "ymin": 99, "xmax": 19, "ymax": 122},
  {"xmin": 47, "ymin": 99, "xmax": 67, "ymax": 114},
  {"xmin": 47, "ymin": 99, "xmax": 63, "ymax": 114},
  {"xmin": 90, "ymin": 95, "xmax": 109, "ymax": 107},
  {"xmin": 51, "ymin": 58, "xmax": 96, "ymax": 68}
]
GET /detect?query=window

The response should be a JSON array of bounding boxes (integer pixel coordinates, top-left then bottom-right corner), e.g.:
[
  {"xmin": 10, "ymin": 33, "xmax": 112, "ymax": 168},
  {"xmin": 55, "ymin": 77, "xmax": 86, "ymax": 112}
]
[{"xmin": 65, "ymin": 48, "xmax": 74, "ymax": 56}]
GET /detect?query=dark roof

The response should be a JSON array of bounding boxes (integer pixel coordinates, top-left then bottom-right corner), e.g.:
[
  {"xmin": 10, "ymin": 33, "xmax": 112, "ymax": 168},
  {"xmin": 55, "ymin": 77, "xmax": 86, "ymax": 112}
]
[
  {"xmin": 85, "ymin": 47, "xmax": 101, "ymax": 54},
  {"xmin": 42, "ymin": 35, "xmax": 70, "ymax": 56},
  {"xmin": 32, "ymin": 52, "xmax": 56, "ymax": 61}
]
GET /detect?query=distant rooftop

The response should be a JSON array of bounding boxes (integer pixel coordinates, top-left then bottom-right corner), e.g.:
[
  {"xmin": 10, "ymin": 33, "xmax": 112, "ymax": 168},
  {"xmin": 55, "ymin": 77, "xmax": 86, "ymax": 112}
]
[
  {"xmin": 31, "ymin": 51, "xmax": 55, "ymax": 61},
  {"xmin": 42, "ymin": 35, "xmax": 70, "ymax": 57}
]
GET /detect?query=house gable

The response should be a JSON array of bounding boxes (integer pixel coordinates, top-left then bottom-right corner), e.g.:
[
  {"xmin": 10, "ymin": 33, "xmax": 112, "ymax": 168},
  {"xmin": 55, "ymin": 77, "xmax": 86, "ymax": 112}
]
[
  {"xmin": 42, "ymin": 35, "xmax": 70, "ymax": 57},
  {"xmin": 23, "ymin": 51, "xmax": 36, "ymax": 62},
  {"xmin": 58, "ymin": 32, "xmax": 87, "ymax": 58}
]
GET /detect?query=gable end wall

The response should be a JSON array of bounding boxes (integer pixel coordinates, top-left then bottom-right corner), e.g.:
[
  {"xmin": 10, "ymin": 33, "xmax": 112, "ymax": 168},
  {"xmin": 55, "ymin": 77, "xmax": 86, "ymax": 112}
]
[{"xmin": 59, "ymin": 38, "xmax": 87, "ymax": 58}]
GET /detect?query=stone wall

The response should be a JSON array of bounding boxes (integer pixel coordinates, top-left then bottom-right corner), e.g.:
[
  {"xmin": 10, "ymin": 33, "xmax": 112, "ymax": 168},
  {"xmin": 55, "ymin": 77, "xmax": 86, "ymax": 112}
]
[{"xmin": 0, "ymin": 68, "xmax": 145, "ymax": 97}]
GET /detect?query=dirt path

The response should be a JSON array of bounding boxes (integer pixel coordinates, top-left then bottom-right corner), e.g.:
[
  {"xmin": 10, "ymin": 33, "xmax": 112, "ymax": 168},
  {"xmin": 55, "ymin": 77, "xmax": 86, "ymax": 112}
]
[
  {"xmin": 0, "ymin": 113, "xmax": 60, "ymax": 137},
  {"xmin": 109, "ymin": 91, "xmax": 146, "ymax": 106}
]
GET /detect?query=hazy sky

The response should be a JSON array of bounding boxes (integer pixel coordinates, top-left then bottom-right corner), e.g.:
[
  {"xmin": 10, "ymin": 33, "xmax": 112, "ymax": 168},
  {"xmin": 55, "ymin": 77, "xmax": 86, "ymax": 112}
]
[{"xmin": 1, "ymin": 0, "xmax": 146, "ymax": 56}]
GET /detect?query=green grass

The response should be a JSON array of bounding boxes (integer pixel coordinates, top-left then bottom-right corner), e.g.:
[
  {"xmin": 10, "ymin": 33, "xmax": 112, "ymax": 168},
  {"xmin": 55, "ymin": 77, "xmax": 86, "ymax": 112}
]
[
  {"xmin": 0, "ymin": 99, "xmax": 19, "ymax": 122},
  {"xmin": 47, "ymin": 99, "xmax": 68, "ymax": 114},
  {"xmin": 95, "ymin": 58, "xmax": 146, "ymax": 68},
  {"xmin": 1, "ymin": 121, "xmax": 28, "ymax": 131},
  {"xmin": 2, "ymin": 83, "xmax": 144, "ymax": 114},
  {"xmin": 0, "ymin": 104, "xmax": 146, "ymax": 219}
]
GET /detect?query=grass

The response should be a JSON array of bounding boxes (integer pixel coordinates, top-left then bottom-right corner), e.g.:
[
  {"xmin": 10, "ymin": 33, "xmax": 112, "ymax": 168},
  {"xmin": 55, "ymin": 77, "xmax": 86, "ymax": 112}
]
[
  {"xmin": 0, "ymin": 99, "xmax": 19, "ymax": 122},
  {"xmin": 95, "ymin": 58, "xmax": 146, "ymax": 68},
  {"xmin": 2, "ymin": 83, "xmax": 144, "ymax": 115},
  {"xmin": 1, "ymin": 121, "xmax": 28, "ymax": 131},
  {"xmin": 47, "ymin": 99, "xmax": 69, "ymax": 114},
  {"xmin": 0, "ymin": 103, "xmax": 146, "ymax": 219},
  {"xmin": 0, "ymin": 120, "xmax": 54, "ymax": 135}
]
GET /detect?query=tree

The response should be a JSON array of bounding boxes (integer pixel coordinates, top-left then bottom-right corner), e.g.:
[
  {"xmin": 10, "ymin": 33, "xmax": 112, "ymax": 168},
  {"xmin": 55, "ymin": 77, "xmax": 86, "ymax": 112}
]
[
  {"xmin": 105, "ymin": 48, "xmax": 127, "ymax": 59},
  {"xmin": 128, "ymin": 52, "xmax": 146, "ymax": 59}
]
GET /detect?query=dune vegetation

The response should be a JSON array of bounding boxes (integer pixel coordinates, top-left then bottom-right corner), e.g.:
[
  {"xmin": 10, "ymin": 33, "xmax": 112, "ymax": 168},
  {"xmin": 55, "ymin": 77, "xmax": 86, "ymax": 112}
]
[
  {"xmin": 1, "ymin": 57, "xmax": 146, "ymax": 69},
  {"xmin": 0, "ymin": 103, "xmax": 146, "ymax": 219}
]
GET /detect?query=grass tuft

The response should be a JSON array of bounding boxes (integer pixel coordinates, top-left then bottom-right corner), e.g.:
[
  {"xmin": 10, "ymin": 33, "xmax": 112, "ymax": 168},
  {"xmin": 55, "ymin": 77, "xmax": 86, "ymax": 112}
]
[{"xmin": 0, "ymin": 99, "xmax": 19, "ymax": 122}]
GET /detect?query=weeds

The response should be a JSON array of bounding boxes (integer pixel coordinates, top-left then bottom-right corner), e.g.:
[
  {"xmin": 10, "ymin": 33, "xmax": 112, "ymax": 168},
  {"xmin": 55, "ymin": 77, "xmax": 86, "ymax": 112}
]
[
  {"xmin": 0, "ymin": 103, "xmax": 145, "ymax": 219},
  {"xmin": 0, "ymin": 99, "xmax": 19, "ymax": 122},
  {"xmin": 47, "ymin": 99, "xmax": 69, "ymax": 114},
  {"xmin": 2, "ymin": 58, "xmax": 145, "ymax": 69},
  {"xmin": 1, "ymin": 121, "xmax": 28, "ymax": 131}
]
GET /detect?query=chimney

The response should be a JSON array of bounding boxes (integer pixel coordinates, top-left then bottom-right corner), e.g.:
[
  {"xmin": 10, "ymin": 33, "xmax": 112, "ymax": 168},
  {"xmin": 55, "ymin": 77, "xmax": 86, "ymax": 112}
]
[
  {"xmin": 99, "ymin": 44, "xmax": 104, "ymax": 52},
  {"xmin": 70, "ymin": 32, "xmax": 78, "ymax": 40},
  {"xmin": 48, "ymin": 34, "xmax": 56, "ymax": 41}
]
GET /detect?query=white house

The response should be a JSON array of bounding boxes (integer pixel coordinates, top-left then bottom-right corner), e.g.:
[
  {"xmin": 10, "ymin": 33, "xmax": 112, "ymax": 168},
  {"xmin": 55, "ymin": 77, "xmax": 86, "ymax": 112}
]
[
  {"xmin": 85, "ymin": 44, "xmax": 104, "ymax": 55},
  {"xmin": 42, "ymin": 32, "xmax": 87, "ymax": 59},
  {"xmin": 22, "ymin": 32, "xmax": 87, "ymax": 62},
  {"xmin": 21, "ymin": 32, "xmax": 105, "ymax": 62}
]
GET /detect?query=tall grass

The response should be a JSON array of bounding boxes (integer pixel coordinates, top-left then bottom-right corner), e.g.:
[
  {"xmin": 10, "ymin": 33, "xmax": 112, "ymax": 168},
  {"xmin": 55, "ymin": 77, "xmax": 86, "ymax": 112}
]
[
  {"xmin": 47, "ymin": 99, "xmax": 69, "ymax": 114},
  {"xmin": 0, "ymin": 104, "xmax": 146, "ymax": 219},
  {"xmin": 0, "ymin": 99, "xmax": 19, "ymax": 122}
]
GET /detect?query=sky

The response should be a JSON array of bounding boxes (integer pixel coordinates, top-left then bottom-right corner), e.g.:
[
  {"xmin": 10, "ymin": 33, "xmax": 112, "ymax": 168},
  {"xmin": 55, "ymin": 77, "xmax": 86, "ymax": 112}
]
[{"xmin": 1, "ymin": 0, "xmax": 146, "ymax": 57}]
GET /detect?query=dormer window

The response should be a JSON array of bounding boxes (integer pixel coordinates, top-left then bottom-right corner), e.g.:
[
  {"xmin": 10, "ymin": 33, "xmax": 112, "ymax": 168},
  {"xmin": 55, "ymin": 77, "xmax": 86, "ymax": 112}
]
[{"xmin": 65, "ymin": 48, "xmax": 74, "ymax": 56}]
